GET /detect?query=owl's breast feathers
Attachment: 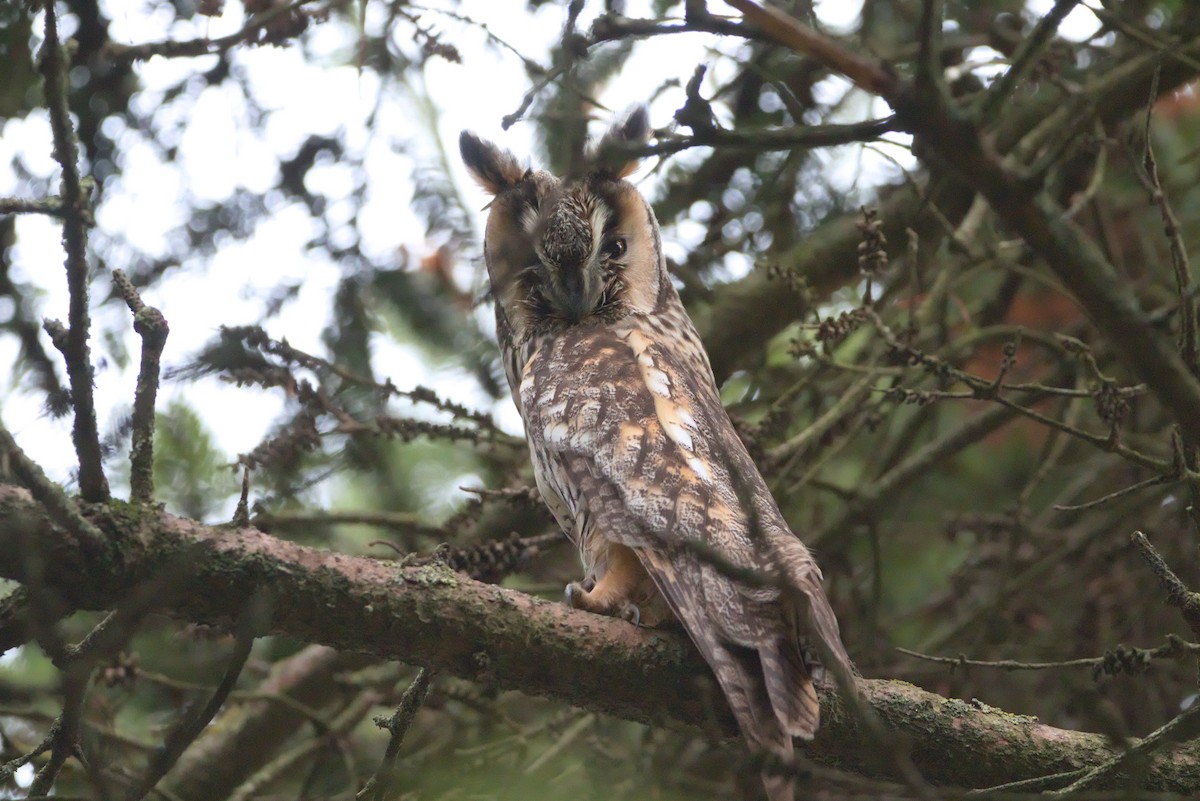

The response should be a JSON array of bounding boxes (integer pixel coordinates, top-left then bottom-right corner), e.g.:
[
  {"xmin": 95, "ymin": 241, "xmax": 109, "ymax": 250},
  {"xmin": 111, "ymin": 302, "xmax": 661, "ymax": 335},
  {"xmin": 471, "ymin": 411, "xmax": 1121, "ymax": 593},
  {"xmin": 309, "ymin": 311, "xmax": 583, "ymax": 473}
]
[{"xmin": 516, "ymin": 315, "xmax": 853, "ymax": 777}]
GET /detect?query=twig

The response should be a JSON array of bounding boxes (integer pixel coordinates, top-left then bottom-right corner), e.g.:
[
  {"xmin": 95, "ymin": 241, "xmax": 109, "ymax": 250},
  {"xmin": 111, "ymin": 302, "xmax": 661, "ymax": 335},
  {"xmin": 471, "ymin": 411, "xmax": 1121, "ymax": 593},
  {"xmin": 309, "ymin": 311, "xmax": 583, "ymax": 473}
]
[
  {"xmin": 26, "ymin": 690, "xmax": 90, "ymax": 798},
  {"xmin": 965, "ymin": 769, "xmax": 1081, "ymax": 794},
  {"xmin": 258, "ymin": 508, "xmax": 442, "ymax": 537},
  {"xmin": 227, "ymin": 686, "xmax": 384, "ymax": 801},
  {"xmin": 724, "ymin": 0, "xmax": 900, "ymax": 100},
  {"xmin": 989, "ymin": 392, "xmax": 1166, "ymax": 472},
  {"xmin": 814, "ymin": 401, "xmax": 1032, "ymax": 548},
  {"xmin": 898, "ymin": 635, "xmax": 1200, "ymax": 675},
  {"xmin": 26, "ymin": 568, "xmax": 184, "ymax": 799},
  {"xmin": 605, "ymin": 117, "xmax": 898, "ymax": 158},
  {"xmin": 0, "ymin": 196, "xmax": 66, "ymax": 217},
  {"xmin": 38, "ymin": 0, "xmax": 108, "ymax": 502},
  {"xmin": 976, "ymin": 0, "xmax": 1083, "ymax": 123},
  {"xmin": 1083, "ymin": 4, "xmax": 1200, "ymax": 75},
  {"xmin": 1052, "ymin": 473, "xmax": 1172, "ymax": 511},
  {"xmin": 1131, "ymin": 531, "xmax": 1200, "ymax": 640},
  {"xmin": 589, "ymin": 9, "xmax": 766, "ymax": 46},
  {"xmin": 112, "ymin": 270, "xmax": 169, "ymax": 505},
  {"xmin": 123, "ymin": 590, "xmax": 272, "ymax": 801},
  {"xmin": 914, "ymin": 0, "xmax": 948, "ymax": 105},
  {"xmin": 358, "ymin": 667, "xmax": 435, "ymax": 801},
  {"xmin": 232, "ymin": 466, "xmax": 251, "ymax": 527},
  {"xmin": 1137, "ymin": 66, "xmax": 1198, "ymax": 374},
  {"xmin": 0, "ymin": 726, "xmax": 55, "ymax": 784},
  {"xmin": 0, "ymin": 586, "xmax": 34, "ymax": 653},
  {"xmin": 0, "ymin": 421, "xmax": 107, "ymax": 549},
  {"xmin": 500, "ymin": 63, "xmax": 569, "ymax": 130},
  {"xmin": 768, "ymin": 373, "xmax": 878, "ymax": 465},
  {"xmin": 407, "ymin": 4, "xmax": 544, "ymax": 73},
  {"xmin": 1047, "ymin": 701, "xmax": 1200, "ymax": 795},
  {"xmin": 102, "ymin": 0, "xmax": 320, "ymax": 63}
]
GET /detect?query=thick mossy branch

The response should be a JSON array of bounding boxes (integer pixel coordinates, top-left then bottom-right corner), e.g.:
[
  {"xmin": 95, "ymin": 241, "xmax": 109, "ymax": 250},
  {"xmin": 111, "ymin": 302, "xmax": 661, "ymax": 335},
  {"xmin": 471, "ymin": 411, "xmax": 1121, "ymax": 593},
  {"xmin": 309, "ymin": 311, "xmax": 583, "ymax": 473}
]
[{"xmin": 1, "ymin": 486, "xmax": 1199, "ymax": 791}]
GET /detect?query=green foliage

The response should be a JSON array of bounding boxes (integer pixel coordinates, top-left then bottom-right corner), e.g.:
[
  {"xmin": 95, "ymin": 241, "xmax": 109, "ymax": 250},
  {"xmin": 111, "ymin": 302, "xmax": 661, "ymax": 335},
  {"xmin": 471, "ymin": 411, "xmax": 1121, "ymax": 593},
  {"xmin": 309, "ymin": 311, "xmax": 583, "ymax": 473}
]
[{"xmin": 152, "ymin": 399, "xmax": 236, "ymax": 521}]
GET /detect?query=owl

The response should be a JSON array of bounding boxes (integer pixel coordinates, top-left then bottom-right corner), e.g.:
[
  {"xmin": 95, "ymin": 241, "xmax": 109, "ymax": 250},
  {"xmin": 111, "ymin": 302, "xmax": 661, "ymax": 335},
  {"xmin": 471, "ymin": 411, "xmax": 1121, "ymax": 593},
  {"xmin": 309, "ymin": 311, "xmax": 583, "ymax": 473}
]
[{"xmin": 460, "ymin": 108, "xmax": 853, "ymax": 801}]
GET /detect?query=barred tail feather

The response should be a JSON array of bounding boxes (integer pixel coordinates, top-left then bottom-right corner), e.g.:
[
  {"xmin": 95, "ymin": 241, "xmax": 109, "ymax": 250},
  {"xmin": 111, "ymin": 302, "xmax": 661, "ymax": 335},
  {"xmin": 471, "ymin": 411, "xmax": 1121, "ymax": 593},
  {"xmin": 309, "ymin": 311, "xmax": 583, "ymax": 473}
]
[
  {"xmin": 761, "ymin": 640, "xmax": 819, "ymax": 740},
  {"xmin": 638, "ymin": 550, "xmax": 797, "ymax": 800},
  {"xmin": 777, "ymin": 539, "xmax": 856, "ymax": 685}
]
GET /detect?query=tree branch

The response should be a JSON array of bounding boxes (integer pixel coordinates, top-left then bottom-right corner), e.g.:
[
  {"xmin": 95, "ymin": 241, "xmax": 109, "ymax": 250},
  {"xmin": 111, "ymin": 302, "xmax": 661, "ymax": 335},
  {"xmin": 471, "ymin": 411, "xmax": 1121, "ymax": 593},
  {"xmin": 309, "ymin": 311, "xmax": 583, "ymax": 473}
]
[
  {"xmin": 1, "ymin": 485, "xmax": 1198, "ymax": 791},
  {"xmin": 37, "ymin": 0, "xmax": 108, "ymax": 502},
  {"xmin": 694, "ymin": 9, "xmax": 1200, "ymax": 384},
  {"xmin": 162, "ymin": 646, "xmax": 375, "ymax": 801},
  {"xmin": 111, "ymin": 270, "xmax": 168, "ymax": 505}
]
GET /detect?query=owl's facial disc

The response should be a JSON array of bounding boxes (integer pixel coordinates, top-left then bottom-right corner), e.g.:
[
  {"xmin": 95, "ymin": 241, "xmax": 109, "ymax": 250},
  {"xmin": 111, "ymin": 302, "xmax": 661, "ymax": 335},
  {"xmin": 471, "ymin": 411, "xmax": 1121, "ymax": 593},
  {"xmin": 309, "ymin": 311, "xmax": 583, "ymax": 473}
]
[{"xmin": 527, "ymin": 185, "xmax": 626, "ymax": 325}]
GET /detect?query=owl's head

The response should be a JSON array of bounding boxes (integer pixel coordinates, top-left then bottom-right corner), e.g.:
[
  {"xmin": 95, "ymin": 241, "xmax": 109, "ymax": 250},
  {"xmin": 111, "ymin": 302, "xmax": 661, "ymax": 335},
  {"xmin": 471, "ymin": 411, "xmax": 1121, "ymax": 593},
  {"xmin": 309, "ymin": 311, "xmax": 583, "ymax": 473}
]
[{"xmin": 460, "ymin": 108, "xmax": 665, "ymax": 340}]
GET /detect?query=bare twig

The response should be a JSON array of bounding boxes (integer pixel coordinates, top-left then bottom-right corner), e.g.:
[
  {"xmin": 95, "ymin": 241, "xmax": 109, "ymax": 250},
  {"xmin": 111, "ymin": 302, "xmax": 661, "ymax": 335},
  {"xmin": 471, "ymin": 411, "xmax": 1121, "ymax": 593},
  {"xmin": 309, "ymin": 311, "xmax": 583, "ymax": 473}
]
[
  {"xmin": 227, "ymin": 685, "xmax": 385, "ymax": 801},
  {"xmin": 605, "ymin": 117, "xmax": 898, "ymax": 158},
  {"xmin": 1137, "ymin": 67, "xmax": 1198, "ymax": 374},
  {"xmin": 899, "ymin": 635, "xmax": 1200, "ymax": 676},
  {"xmin": 233, "ymin": 466, "xmax": 251, "ymax": 527},
  {"xmin": 0, "ymin": 586, "xmax": 34, "ymax": 653},
  {"xmin": 914, "ymin": 0, "xmax": 948, "ymax": 105},
  {"xmin": 112, "ymin": 270, "xmax": 169, "ymax": 505},
  {"xmin": 38, "ymin": 0, "xmax": 108, "ymax": 502},
  {"xmin": 0, "ymin": 421, "xmax": 107, "ymax": 549},
  {"xmin": 1047, "ymin": 701, "xmax": 1200, "ymax": 795},
  {"xmin": 124, "ymin": 590, "xmax": 272, "ymax": 801},
  {"xmin": 1052, "ymin": 473, "xmax": 1173, "ymax": 512},
  {"xmin": 358, "ymin": 668, "xmax": 436, "ymax": 801},
  {"xmin": 1131, "ymin": 531, "xmax": 1200, "ymax": 640},
  {"xmin": 0, "ymin": 196, "xmax": 66, "ymax": 217},
  {"xmin": 976, "ymin": 0, "xmax": 1083, "ymax": 123},
  {"xmin": 103, "ymin": 0, "xmax": 320, "ymax": 63},
  {"xmin": 724, "ymin": 0, "xmax": 900, "ymax": 100}
]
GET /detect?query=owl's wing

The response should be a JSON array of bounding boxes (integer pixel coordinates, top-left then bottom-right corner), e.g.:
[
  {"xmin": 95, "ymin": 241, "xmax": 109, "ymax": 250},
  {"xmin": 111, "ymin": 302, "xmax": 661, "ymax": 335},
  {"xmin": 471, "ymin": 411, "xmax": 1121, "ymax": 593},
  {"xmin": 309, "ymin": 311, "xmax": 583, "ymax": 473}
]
[{"xmin": 522, "ymin": 324, "xmax": 851, "ymax": 755}]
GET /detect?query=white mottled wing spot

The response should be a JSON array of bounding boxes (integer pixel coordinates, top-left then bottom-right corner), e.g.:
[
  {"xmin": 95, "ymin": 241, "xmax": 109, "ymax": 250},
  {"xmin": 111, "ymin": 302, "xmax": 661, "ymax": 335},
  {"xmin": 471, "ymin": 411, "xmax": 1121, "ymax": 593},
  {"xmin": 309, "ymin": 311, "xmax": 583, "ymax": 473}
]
[
  {"xmin": 543, "ymin": 421, "xmax": 570, "ymax": 444},
  {"xmin": 664, "ymin": 420, "xmax": 693, "ymax": 450},
  {"xmin": 622, "ymin": 330, "xmax": 712, "ymax": 484}
]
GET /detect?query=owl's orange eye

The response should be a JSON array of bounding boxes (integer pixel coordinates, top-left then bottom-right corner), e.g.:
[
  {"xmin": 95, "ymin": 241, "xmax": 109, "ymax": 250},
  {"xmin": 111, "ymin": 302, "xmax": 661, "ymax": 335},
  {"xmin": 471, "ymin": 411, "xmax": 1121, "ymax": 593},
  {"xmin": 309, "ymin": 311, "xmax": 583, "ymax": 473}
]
[{"xmin": 602, "ymin": 238, "xmax": 627, "ymax": 261}]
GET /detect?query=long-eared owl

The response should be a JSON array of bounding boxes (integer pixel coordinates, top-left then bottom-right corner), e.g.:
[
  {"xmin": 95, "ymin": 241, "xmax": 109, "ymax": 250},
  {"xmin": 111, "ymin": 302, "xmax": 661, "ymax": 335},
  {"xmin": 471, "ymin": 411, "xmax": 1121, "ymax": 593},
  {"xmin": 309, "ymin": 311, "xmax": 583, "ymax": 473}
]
[{"xmin": 460, "ymin": 108, "xmax": 853, "ymax": 801}]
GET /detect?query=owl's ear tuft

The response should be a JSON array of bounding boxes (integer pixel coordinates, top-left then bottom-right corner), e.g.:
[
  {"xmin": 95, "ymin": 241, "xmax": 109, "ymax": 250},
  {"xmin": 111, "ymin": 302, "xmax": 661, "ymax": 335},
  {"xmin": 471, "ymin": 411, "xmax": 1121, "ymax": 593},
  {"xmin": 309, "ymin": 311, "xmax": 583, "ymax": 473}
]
[
  {"xmin": 592, "ymin": 105, "xmax": 651, "ymax": 180},
  {"xmin": 459, "ymin": 131, "xmax": 526, "ymax": 195}
]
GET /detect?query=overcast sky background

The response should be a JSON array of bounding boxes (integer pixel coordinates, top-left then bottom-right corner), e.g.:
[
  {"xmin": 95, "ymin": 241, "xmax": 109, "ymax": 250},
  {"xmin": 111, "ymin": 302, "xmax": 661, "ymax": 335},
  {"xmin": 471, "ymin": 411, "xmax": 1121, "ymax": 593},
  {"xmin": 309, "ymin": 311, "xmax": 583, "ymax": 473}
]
[{"xmin": 0, "ymin": 0, "xmax": 1101, "ymax": 508}]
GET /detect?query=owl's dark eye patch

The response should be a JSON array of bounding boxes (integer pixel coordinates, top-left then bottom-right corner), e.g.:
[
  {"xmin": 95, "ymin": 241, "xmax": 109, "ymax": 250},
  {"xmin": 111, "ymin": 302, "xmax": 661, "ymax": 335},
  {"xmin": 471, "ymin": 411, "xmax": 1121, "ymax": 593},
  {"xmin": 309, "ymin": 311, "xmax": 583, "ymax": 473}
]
[{"xmin": 601, "ymin": 237, "xmax": 627, "ymax": 261}]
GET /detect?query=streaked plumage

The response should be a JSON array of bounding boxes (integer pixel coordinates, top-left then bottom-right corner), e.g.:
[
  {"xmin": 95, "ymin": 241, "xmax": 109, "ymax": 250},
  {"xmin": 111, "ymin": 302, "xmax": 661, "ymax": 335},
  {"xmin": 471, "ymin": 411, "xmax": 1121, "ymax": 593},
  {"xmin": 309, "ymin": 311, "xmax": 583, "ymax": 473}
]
[{"xmin": 461, "ymin": 109, "xmax": 853, "ymax": 801}]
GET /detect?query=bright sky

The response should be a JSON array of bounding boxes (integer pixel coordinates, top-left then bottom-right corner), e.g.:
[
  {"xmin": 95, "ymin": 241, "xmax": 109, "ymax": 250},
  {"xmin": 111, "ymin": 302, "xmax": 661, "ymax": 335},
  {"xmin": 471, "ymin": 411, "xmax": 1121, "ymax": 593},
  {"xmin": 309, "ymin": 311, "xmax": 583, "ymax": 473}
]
[{"xmin": 0, "ymin": 0, "xmax": 1099, "ymax": 509}]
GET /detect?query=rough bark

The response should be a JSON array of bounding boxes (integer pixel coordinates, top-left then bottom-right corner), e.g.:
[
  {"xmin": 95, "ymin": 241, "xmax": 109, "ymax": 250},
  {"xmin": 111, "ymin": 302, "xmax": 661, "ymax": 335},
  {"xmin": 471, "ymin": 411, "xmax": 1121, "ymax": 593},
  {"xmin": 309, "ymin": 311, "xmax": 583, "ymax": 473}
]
[{"xmin": 2, "ymin": 485, "xmax": 1198, "ymax": 791}]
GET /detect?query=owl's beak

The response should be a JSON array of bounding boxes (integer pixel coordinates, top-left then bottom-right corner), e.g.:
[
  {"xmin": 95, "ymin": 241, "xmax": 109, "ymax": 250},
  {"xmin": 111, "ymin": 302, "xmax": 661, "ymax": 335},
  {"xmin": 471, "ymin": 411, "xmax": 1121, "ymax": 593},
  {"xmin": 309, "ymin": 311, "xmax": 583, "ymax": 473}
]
[{"xmin": 547, "ymin": 258, "xmax": 605, "ymax": 323}]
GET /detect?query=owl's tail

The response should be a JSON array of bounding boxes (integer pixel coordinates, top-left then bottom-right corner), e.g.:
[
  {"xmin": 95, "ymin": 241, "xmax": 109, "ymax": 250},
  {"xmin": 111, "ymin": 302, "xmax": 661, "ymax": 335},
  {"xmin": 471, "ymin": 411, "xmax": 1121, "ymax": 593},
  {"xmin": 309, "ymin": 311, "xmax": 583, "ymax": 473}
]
[
  {"xmin": 708, "ymin": 641, "xmax": 800, "ymax": 801},
  {"xmin": 759, "ymin": 540, "xmax": 857, "ymax": 800},
  {"xmin": 637, "ymin": 546, "xmax": 853, "ymax": 801}
]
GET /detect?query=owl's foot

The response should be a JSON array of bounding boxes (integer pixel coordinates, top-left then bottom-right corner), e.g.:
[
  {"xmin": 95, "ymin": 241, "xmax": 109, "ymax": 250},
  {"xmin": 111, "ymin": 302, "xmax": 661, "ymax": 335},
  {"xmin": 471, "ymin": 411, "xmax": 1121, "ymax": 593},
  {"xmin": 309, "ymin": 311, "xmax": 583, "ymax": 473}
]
[
  {"xmin": 564, "ymin": 582, "xmax": 641, "ymax": 627},
  {"xmin": 616, "ymin": 601, "xmax": 641, "ymax": 627},
  {"xmin": 564, "ymin": 581, "xmax": 583, "ymax": 608}
]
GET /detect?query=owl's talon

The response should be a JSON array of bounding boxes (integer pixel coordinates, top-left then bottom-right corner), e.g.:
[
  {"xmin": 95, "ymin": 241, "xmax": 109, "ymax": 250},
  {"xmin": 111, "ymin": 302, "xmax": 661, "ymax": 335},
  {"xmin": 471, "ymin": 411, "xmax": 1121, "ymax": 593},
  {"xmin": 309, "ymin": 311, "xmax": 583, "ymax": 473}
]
[
  {"xmin": 618, "ymin": 602, "xmax": 641, "ymax": 627},
  {"xmin": 564, "ymin": 582, "xmax": 583, "ymax": 608}
]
